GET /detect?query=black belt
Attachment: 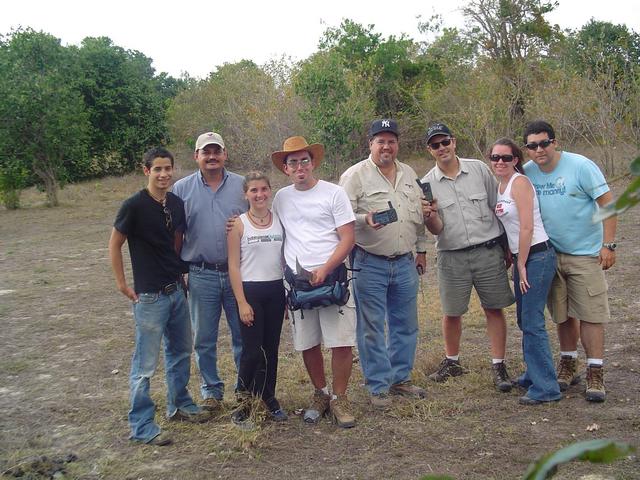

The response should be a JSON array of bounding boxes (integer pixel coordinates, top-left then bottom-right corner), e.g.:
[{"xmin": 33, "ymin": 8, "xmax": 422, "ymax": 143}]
[
  {"xmin": 356, "ymin": 246, "xmax": 412, "ymax": 262},
  {"xmin": 159, "ymin": 282, "xmax": 179, "ymax": 295},
  {"xmin": 191, "ymin": 261, "xmax": 228, "ymax": 272},
  {"xmin": 513, "ymin": 240, "xmax": 552, "ymax": 259},
  {"xmin": 455, "ymin": 236, "xmax": 502, "ymax": 252}
]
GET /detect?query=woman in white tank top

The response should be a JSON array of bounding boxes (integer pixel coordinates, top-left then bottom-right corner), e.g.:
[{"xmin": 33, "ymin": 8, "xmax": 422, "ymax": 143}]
[
  {"xmin": 228, "ymin": 172, "xmax": 286, "ymax": 426},
  {"xmin": 490, "ymin": 138, "xmax": 561, "ymax": 405}
]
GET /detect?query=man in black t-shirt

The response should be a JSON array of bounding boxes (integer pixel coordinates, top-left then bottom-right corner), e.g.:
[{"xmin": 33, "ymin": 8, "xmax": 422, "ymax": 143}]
[{"xmin": 109, "ymin": 147, "xmax": 209, "ymax": 446}]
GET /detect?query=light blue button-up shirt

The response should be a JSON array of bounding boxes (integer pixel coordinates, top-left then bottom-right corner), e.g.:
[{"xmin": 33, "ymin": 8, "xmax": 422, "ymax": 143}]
[{"xmin": 172, "ymin": 169, "xmax": 248, "ymax": 264}]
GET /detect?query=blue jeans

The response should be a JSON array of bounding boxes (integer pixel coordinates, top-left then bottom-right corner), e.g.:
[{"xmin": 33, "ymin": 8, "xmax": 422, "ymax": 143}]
[
  {"xmin": 188, "ymin": 265, "xmax": 243, "ymax": 400},
  {"xmin": 353, "ymin": 249, "xmax": 419, "ymax": 395},
  {"xmin": 129, "ymin": 289, "xmax": 199, "ymax": 442},
  {"xmin": 514, "ymin": 248, "xmax": 562, "ymax": 401}
]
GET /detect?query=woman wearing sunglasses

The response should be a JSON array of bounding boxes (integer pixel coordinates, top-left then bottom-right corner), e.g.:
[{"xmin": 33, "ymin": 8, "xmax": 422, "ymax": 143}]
[
  {"xmin": 489, "ymin": 138, "xmax": 561, "ymax": 405},
  {"xmin": 227, "ymin": 171, "xmax": 287, "ymax": 427}
]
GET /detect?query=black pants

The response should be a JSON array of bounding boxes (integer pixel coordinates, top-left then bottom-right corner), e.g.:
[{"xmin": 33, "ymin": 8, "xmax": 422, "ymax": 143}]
[{"xmin": 236, "ymin": 279, "xmax": 286, "ymax": 411}]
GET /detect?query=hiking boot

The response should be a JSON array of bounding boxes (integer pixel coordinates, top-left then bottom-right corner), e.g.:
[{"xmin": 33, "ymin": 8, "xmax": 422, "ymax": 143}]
[
  {"xmin": 201, "ymin": 397, "xmax": 222, "ymax": 412},
  {"xmin": 557, "ymin": 355, "xmax": 581, "ymax": 391},
  {"xmin": 492, "ymin": 362, "xmax": 513, "ymax": 392},
  {"xmin": 169, "ymin": 408, "xmax": 211, "ymax": 423},
  {"xmin": 330, "ymin": 395, "xmax": 356, "ymax": 428},
  {"xmin": 303, "ymin": 389, "xmax": 331, "ymax": 424},
  {"xmin": 428, "ymin": 358, "xmax": 465, "ymax": 383},
  {"xmin": 585, "ymin": 365, "xmax": 606, "ymax": 403},
  {"xmin": 390, "ymin": 382, "xmax": 427, "ymax": 399},
  {"xmin": 370, "ymin": 392, "xmax": 392, "ymax": 410}
]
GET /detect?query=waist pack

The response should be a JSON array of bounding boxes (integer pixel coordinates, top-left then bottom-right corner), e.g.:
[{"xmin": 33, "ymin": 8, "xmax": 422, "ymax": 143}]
[{"xmin": 285, "ymin": 263, "xmax": 350, "ymax": 312}]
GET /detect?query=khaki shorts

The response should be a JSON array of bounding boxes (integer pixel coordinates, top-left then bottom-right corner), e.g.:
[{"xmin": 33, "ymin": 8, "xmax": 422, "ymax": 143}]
[
  {"xmin": 437, "ymin": 246, "xmax": 514, "ymax": 316},
  {"xmin": 548, "ymin": 253, "xmax": 610, "ymax": 324},
  {"xmin": 289, "ymin": 299, "xmax": 356, "ymax": 351}
]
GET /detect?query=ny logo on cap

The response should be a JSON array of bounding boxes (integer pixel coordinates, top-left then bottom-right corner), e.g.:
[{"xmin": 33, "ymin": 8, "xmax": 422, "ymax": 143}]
[{"xmin": 382, "ymin": 120, "xmax": 390, "ymax": 127}]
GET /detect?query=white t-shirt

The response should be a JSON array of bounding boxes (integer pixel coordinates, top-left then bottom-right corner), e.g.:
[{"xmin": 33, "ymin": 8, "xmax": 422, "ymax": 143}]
[
  {"xmin": 272, "ymin": 180, "xmax": 355, "ymax": 270},
  {"xmin": 495, "ymin": 173, "xmax": 548, "ymax": 254},
  {"xmin": 239, "ymin": 213, "xmax": 284, "ymax": 282}
]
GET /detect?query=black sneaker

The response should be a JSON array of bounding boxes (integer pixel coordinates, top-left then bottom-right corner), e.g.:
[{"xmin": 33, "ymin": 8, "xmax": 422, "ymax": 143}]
[
  {"xmin": 269, "ymin": 408, "xmax": 288, "ymax": 422},
  {"xmin": 231, "ymin": 406, "xmax": 255, "ymax": 430},
  {"xmin": 492, "ymin": 362, "xmax": 513, "ymax": 392},
  {"xmin": 428, "ymin": 358, "xmax": 465, "ymax": 383}
]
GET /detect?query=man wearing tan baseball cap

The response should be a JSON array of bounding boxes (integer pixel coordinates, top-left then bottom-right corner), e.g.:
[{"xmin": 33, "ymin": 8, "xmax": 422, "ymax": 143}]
[
  {"xmin": 271, "ymin": 136, "xmax": 358, "ymax": 428},
  {"xmin": 172, "ymin": 131, "xmax": 247, "ymax": 410}
]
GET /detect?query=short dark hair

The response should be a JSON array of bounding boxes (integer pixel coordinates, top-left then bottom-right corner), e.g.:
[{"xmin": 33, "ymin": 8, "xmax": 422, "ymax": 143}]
[
  {"xmin": 143, "ymin": 147, "xmax": 174, "ymax": 169},
  {"xmin": 243, "ymin": 171, "xmax": 271, "ymax": 192},
  {"xmin": 523, "ymin": 120, "xmax": 555, "ymax": 144},
  {"xmin": 488, "ymin": 137, "xmax": 525, "ymax": 173}
]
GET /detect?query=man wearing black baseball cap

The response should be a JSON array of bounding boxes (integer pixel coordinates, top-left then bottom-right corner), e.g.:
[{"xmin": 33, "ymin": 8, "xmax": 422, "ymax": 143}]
[
  {"xmin": 421, "ymin": 122, "xmax": 515, "ymax": 392},
  {"xmin": 340, "ymin": 119, "xmax": 428, "ymax": 410}
]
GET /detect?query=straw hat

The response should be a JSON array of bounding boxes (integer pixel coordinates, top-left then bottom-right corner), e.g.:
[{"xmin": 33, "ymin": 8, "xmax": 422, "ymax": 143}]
[{"xmin": 271, "ymin": 136, "xmax": 324, "ymax": 173}]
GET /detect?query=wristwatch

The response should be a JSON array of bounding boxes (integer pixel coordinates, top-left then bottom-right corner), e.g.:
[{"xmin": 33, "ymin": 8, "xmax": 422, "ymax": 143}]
[{"xmin": 602, "ymin": 242, "xmax": 617, "ymax": 251}]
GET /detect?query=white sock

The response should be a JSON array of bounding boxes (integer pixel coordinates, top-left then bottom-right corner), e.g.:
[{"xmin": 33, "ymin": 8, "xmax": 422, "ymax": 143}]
[
  {"xmin": 492, "ymin": 358, "xmax": 505, "ymax": 364},
  {"xmin": 446, "ymin": 355, "xmax": 459, "ymax": 361},
  {"xmin": 560, "ymin": 351, "xmax": 578, "ymax": 358},
  {"xmin": 587, "ymin": 358, "xmax": 603, "ymax": 367},
  {"xmin": 321, "ymin": 386, "xmax": 330, "ymax": 395}
]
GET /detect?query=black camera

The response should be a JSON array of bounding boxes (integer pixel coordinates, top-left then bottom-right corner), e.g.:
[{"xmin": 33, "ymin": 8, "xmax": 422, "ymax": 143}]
[
  {"xmin": 415, "ymin": 178, "xmax": 433, "ymax": 202},
  {"xmin": 372, "ymin": 201, "xmax": 398, "ymax": 225}
]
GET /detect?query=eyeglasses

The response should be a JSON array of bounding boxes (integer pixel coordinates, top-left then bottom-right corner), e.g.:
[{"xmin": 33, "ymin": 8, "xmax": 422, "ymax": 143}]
[
  {"xmin": 163, "ymin": 206, "xmax": 172, "ymax": 230},
  {"xmin": 525, "ymin": 139, "xmax": 555, "ymax": 150},
  {"xmin": 489, "ymin": 154, "xmax": 514, "ymax": 163},
  {"xmin": 285, "ymin": 157, "xmax": 312, "ymax": 169},
  {"xmin": 428, "ymin": 138, "xmax": 452, "ymax": 150}
]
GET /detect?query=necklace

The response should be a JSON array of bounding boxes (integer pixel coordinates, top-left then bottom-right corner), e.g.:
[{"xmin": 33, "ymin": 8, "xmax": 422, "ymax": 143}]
[
  {"xmin": 248, "ymin": 209, "xmax": 271, "ymax": 225},
  {"xmin": 146, "ymin": 188, "xmax": 166, "ymax": 206}
]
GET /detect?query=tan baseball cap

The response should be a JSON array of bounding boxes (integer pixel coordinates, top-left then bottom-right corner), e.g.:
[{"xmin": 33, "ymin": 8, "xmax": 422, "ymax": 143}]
[{"xmin": 195, "ymin": 132, "xmax": 225, "ymax": 151}]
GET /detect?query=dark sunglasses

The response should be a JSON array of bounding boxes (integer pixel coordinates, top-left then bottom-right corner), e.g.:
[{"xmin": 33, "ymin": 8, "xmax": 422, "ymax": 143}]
[
  {"xmin": 489, "ymin": 154, "xmax": 514, "ymax": 162},
  {"xmin": 525, "ymin": 138, "xmax": 555, "ymax": 150},
  {"xmin": 163, "ymin": 206, "xmax": 172, "ymax": 230},
  {"xmin": 428, "ymin": 138, "xmax": 452, "ymax": 150}
]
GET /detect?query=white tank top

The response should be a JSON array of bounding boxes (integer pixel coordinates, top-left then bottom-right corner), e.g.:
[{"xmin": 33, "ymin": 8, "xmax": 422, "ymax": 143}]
[
  {"xmin": 495, "ymin": 173, "xmax": 548, "ymax": 254},
  {"xmin": 239, "ymin": 212, "xmax": 284, "ymax": 281}
]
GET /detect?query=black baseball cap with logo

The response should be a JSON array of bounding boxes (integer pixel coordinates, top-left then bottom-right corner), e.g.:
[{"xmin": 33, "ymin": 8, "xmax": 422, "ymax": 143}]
[
  {"xmin": 425, "ymin": 123, "xmax": 453, "ymax": 143},
  {"xmin": 369, "ymin": 119, "xmax": 399, "ymax": 138}
]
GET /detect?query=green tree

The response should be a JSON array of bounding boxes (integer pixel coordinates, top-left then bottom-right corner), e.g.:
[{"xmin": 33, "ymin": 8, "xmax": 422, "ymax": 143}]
[{"xmin": 0, "ymin": 29, "xmax": 91, "ymax": 206}]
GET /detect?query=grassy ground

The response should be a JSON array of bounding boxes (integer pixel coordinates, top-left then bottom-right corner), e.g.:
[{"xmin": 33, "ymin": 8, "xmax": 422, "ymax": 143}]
[{"xmin": 0, "ymin": 167, "xmax": 638, "ymax": 480}]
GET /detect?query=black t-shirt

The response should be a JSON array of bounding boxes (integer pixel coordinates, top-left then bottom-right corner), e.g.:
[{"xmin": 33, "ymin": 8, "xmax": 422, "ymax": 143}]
[{"xmin": 114, "ymin": 189, "xmax": 188, "ymax": 293}]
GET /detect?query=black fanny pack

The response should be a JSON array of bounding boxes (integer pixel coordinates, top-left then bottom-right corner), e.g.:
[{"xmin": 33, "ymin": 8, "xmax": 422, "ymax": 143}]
[{"xmin": 284, "ymin": 263, "xmax": 350, "ymax": 312}]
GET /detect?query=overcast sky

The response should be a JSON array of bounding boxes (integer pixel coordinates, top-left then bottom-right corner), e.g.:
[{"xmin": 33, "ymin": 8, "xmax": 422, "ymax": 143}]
[{"xmin": 2, "ymin": 0, "xmax": 639, "ymax": 79}]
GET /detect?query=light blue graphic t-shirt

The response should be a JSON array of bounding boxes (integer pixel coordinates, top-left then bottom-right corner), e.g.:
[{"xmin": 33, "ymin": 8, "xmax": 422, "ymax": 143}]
[{"xmin": 524, "ymin": 151, "xmax": 609, "ymax": 256}]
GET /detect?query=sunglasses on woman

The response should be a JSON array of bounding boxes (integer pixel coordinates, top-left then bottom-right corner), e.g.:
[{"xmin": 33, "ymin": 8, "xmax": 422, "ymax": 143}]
[{"xmin": 489, "ymin": 154, "xmax": 514, "ymax": 162}]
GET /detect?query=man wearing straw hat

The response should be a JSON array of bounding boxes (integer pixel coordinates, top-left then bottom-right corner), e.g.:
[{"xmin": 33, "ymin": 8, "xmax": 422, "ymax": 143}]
[{"xmin": 271, "ymin": 136, "xmax": 357, "ymax": 428}]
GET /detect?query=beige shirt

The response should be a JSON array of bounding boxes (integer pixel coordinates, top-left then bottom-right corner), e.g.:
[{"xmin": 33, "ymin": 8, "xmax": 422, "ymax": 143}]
[
  {"xmin": 421, "ymin": 158, "xmax": 502, "ymax": 251},
  {"xmin": 340, "ymin": 156, "xmax": 427, "ymax": 256}
]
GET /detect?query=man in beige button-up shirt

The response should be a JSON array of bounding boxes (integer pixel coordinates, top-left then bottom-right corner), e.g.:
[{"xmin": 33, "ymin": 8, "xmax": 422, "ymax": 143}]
[
  {"xmin": 421, "ymin": 122, "xmax": 515, "ymax": 393},
  {"xmin": 340, "ymin": 119, "xmax": 427, "ymax": 410}
]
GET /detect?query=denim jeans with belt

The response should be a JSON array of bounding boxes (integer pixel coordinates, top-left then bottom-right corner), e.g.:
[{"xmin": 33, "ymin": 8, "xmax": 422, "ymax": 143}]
[
  {"xmin": 129, "ymin": 289, "xmax": 199, "ymax": 442},
  {"xmin": 188, "ymin": 265, "xmax": 243, "ymax": 400},
  {"xmin": 514, "ymin": 247, "xmax": 562, "ymax": 401},
  {"xmin": 352, "ymin": 248, "xmax": 419, "ymax": 395}
]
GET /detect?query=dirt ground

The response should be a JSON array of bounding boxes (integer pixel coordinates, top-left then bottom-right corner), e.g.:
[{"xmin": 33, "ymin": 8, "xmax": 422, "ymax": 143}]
[{"xmin": 1, "ymin": 169, "xmax": 638, "ymax": 480}]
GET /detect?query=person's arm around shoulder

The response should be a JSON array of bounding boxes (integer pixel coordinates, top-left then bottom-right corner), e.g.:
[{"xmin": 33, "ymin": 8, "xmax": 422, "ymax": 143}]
[
  {"xmin": 108, "ymin": 228, "xmax": 138, "ymax": 302},
  {"xmin": 227, "ymin": 216, "xmax": 254, "ymax": 326},
  {"xmin": 511, "ymin": 176, "xmax": 535, "ymax": 293},
  {"xmin": 311, "ymin": 221, "xmax": 355, "ymax": 286},
  {"xmin": 596, "ymin": 191, "xmax": 617, "ymax": 270}
]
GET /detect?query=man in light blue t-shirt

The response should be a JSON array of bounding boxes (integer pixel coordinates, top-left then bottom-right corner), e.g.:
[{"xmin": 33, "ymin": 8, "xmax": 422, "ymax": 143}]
[{"xmin": 523, "ymin": 120, "xmax": 617, "ymax": 403}]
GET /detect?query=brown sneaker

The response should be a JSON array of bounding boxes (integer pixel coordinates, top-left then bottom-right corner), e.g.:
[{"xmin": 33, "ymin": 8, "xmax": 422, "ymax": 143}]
[
  {"xmin": 492, "ymin": 362, "xmax": 513, "ymax": 393},
  {"xmin": 201, "ymin": 397, "xmax": 222, "ymax": 412},
  {"xmin": 557, "ymin": 355, "xmax": 581, "ymax": 391},
  {"xmin": 303, "ymin": 389, "xmax": 330, "ymax": 424},
  {"xmin": 330, "ymin": 395, "xmax": 356, "ymax": 428},
  {"xmin": 370, "ymin": 392, "xmax": 392, "ymax": 410},
  {"xmin": 585, "ymin": 365, "xmax": 606, "ymax": 403},
  {"xmin": 428, "ymin": 358, "xmax": 465, "ymax": 383},
  {"xmin": 390, "ymin": 382, "xmax": 427, "ymax": 399}
]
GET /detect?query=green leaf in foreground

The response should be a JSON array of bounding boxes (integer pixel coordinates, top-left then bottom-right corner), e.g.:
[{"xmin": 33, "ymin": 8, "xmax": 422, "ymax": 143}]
[{"xmin": 524, "ymin": 439, "xmax": 635, "ymax": 480}]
